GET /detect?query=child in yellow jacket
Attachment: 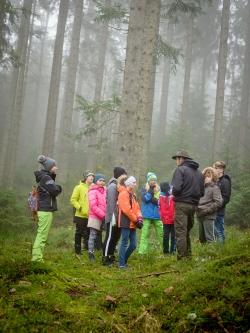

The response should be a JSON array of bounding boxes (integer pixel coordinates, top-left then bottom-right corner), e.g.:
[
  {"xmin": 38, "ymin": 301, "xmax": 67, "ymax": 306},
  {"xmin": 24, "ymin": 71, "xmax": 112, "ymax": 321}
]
[{"xmin": 70, "ymin": 171, "xmax": 94, "ymax": 256}]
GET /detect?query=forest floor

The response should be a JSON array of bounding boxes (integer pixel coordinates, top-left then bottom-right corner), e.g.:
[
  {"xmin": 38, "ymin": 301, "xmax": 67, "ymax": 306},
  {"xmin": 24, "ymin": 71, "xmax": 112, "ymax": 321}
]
[{"xmin": 0, "ymin": 220, "xmax": 249, "ymax": 333}]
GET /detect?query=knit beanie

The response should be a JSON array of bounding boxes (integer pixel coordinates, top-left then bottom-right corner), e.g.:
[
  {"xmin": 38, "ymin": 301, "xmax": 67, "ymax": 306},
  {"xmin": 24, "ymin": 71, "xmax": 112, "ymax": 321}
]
[
  {"xmin": 83, "ymin": 170, "xmax": 95, "ymax": 181},
  {"xmin": 124, "ymin": 176, "xmax": 136, "ymax": 187},
  {"xmin": 113, "ymin": 167, "xmax": 127, "ymax": 179},
  {"xmin": 37, "ymin": 155, "xmax": 56, "ymax": 172},
  {"xmin": 147, "ymin": 172, "xmax": 157, "ymax": 183},
  {"xmin": 93, "ymin": 173, "xmax": 105, "ymax": 183},
  {"xmin": 160, "ymin": 181, "xmax": 170, "ymax": 194}
]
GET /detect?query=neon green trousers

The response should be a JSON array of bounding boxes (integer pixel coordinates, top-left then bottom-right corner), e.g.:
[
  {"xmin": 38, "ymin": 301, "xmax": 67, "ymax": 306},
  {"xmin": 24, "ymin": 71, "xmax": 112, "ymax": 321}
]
[
  {"xmin": 32, "ymin": 211, "xmax": 53, "ymax": 262},
  {"xmin": 138, "ymin": 219, "xmax": 163, "ymax": 254}
]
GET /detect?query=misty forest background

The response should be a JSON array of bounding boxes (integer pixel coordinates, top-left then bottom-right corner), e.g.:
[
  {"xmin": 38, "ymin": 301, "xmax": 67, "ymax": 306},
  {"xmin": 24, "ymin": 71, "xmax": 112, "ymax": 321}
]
[
  {"xmin": 0, "ymin": 0, "xmax": 250, "ymax": 228},
  {"xmin": 0, "ymin": 1, "xmax": 250, "ymax": 332}
]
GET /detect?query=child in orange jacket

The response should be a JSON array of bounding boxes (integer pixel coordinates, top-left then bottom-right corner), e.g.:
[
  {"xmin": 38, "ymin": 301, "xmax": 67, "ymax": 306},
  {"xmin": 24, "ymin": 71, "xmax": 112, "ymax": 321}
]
[{"xmin": 118, "ymin": 176, "xmax": 142, "ymax": 268}]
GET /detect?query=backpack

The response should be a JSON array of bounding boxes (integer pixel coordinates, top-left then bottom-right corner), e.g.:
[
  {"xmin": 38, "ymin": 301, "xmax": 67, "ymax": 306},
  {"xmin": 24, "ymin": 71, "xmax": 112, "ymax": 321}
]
[{"xmin": 28, "ymin": 188, "xmax": 38, "ymax": 212}]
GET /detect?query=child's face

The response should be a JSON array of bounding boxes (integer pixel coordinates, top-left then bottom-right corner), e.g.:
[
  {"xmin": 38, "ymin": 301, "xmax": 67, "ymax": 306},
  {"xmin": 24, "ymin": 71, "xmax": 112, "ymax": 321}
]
[{"xmin": 96, "ymin": 179, "xmax": 105, "ymax": 186}]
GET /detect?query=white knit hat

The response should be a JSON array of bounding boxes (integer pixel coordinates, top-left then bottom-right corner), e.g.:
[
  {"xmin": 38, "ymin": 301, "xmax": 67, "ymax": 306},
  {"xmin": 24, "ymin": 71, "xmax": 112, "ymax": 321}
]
[{"xmin": 124, "ymin": 176, "xmax": 136, "ymax": 187}]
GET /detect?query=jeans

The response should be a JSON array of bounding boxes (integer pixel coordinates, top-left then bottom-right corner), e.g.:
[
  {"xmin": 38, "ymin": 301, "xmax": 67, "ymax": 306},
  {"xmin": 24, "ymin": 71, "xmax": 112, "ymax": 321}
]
[
  {"xmin": 119, "ymin": 228, "xmax": 137, "ymax": 267},
  {"xmin": 198, "ymin": 216, "xmax": 215, "ymax": 243},
  {"xmin": 214, "ymin": 215, "xmax": 225, "ymax": 243}
]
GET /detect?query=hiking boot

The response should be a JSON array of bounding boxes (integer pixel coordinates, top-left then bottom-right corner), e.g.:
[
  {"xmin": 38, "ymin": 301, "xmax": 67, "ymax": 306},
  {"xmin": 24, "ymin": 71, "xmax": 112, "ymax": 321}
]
[
  {"xmin": 88, "ymin": 252, "xmax": 95, "ymax": 262},
  {"xmin": 102, "ymin": 256, "xmax": 113, "ymax": 267},
  {"xmin": 110, "ymin": 255, "xmax": 116, "ymax": 263}
]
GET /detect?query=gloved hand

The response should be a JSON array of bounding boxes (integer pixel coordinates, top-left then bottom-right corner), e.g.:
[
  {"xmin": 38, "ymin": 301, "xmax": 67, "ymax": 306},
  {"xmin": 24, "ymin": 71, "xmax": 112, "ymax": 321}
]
[{"xmin": 136, "ymin": 217, "xmax": 143, "ymax": 229}]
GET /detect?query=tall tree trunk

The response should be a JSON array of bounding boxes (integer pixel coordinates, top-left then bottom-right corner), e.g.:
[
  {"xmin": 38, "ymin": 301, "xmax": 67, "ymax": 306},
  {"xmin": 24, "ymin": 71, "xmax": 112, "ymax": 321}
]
[
  {"xmin": 201, "ymin": 55, "xmax": 207, "ymax": 105},
  {"xmin": 116, "ymin": 0, "xmax": 147, "ymax": 174},
  {"xmin": 24, "ymin": 0, "xmax": 37, "ymax": 79},
  {"xmin": 1, "ymin": 0, "xmax": 33, "ymax": 187},
  {"xmin": 212, "ymin": 0, "xmax": 231, "ymax": 161},
  {"xmin": 85, "ymin": 0, "xmax": 110, "ymax": 171},
  {"xmin": 136, "ymin": 0, "xmax": 161, "ymax": 184},
  {"xmin": 158, "ymin": 22, "xmax": 174, "ymax": 136},
  {"xmin": 34, "ymin": 10, "xmax": 50, "ymax": 150},
  {"xmin": 180, "ymin": 16, "xmax": 193, "ymax": 139},
  {"xmin": 57, "ymin": 0, "xmax": 83, "ymax": 180},
  {"xmin": 238, "ymin": 0, "xmax": 250, "ymax": 170},
  {"xmin": 42, "ymin": 0, "xmax": 69, "ymax": 156}
]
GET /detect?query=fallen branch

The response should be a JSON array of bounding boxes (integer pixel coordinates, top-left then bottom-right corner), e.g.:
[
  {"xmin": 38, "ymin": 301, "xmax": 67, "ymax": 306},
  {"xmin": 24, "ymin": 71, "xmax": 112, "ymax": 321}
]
[{"xmin": 135, "ymin": 270, "xmax": 179, "ymax": 278}]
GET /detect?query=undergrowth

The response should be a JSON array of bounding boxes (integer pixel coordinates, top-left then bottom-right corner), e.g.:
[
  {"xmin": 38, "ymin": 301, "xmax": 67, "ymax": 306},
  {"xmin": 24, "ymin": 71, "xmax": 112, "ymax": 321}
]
[{"xmin": 0, "ymin": 189, "xmax": 249, "ymax": 332}]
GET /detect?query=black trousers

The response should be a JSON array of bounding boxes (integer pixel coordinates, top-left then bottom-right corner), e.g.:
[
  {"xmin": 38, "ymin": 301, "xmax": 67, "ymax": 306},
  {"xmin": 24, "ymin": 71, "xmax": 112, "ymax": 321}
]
[
  {"xmin": 163, "ymin": 224, "xmax": 175, "ymax": 254},
  {"xmin": 103, "ymin": 222, "xmax": 121, "ymax": 257},
  {"xmin": 74, "ymin": 217, "xmax": 89, "ymax": 254}
]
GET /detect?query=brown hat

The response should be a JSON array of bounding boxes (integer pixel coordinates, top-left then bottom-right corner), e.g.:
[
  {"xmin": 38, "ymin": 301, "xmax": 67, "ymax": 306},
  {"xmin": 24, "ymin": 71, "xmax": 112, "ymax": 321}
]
[{"xmin": 172, "ymin": 150, "xmax": 192, "ymax": 160}]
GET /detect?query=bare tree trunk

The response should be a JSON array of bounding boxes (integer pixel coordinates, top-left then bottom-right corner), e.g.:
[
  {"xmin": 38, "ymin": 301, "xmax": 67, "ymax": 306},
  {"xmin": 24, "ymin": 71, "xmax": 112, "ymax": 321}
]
[
  {"xmin": 1, "ymin": 0, "xmax": 33, "ymax": 187},
  {"xmin": 57, "ymin": 0, "xmax": 83, "ymax": 180},
  {"xmin": 116, "ymin": 0, "xmax": 147, "ymax": 174},
  {"xmin": 212, "ymin": 0, "xmax": 231, "ymax": 161},
  {"xmin": 238, "ymin": 0, "xmax": 250, "ymax": 170},
  {"xmin": 180, "ymin": 16, "xmax": 193, "ymax": 138},
  {"xmin": 34, "ymin": 11, "xmax": 50, "ymax": 150},
  {"xmin": 42, "ymin": 0, "xmax": 69, "ymax": 156},
  {"xmin": 85, "ymin": 0, "xmax": 110, "ymax": 171},
  {"xmin": 136, "ymin": 0, "xmax": 161, "ymax": 184},
  {"xmin": 24, "ymin": 0, "xmax": 37, "ymax": 79},
  {"xmin": 158, "ymin": 22, "xmax": 174, "ymax": 136},
  {"xmin": 201, "ymin": 55, "xmax": 207, "ymax": 105}
]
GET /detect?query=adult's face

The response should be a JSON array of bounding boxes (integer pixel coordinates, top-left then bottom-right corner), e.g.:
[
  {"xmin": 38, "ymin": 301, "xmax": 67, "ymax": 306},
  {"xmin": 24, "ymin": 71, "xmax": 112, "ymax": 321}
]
[
  {"xmin": 214, "ymin": 167, "xmax": 224, "ymax": 178},
  {"xmin": 175, "ymin": 157, "xmax": 184, "ymax": 166}
]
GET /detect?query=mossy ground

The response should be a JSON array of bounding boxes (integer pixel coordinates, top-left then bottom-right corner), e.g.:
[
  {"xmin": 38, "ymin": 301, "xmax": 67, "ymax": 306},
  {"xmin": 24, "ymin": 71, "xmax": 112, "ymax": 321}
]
[{"xmin": 0, "ymin": 218, "xmax": 249, "ymax": 332}]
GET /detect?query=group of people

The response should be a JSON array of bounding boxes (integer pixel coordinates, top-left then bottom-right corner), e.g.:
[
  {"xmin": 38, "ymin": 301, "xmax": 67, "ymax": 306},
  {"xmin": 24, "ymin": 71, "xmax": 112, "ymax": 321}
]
[{"xmin": 30, "ymin": 150, "xmax": 231, "ymax": 267}]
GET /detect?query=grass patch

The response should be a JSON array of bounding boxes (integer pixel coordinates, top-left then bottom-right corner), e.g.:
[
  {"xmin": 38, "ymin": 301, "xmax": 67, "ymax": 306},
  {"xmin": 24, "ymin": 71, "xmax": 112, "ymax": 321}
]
[{"xmin": 0, "ymin": 221, "xmax": 249, "ymax": 332}]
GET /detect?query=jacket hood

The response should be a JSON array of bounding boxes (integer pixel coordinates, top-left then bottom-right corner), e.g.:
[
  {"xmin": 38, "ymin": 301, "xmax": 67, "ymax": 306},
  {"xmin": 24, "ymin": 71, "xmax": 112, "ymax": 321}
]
[
  {"xmin": 79, "ymin": 180, "xmax": 89, "ymax": 187},
  {"xmin": 117, "ymin": 184, "xmax": 127, "ymax": 193},
  {"xmin": 182, "ymin": 159, "xmax": 199, "ymax": 169},
  {"xmin": 108, "ymin": 177, "xmax": 117, "ymax": 186},
  {"xmin": 89, "ymin": 183, "xmax": 105, "ymax": 193},
  {"xmin": 34, "ymin": 170, "xmax": 55, "ymax": 183},
  {"xmin": 222, "ymin": 173, "xmax": 231, "ymax": 182}
]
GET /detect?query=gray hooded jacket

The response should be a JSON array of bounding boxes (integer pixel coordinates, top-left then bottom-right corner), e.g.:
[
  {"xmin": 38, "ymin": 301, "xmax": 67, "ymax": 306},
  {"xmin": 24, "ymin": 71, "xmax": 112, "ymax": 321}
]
[
  {"xmin": 105, "ymin": 178, "xmax": 118, "ymax": 223},
  {"xmin": 197, "ymin": 182, "xmax": 223, "ymax": 219}
]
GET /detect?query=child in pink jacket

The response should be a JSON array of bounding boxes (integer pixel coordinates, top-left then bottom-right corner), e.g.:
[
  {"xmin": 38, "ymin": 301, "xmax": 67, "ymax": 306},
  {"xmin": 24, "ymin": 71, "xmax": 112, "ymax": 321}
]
[{"xmin": 87, "ymin": 174, "xmax": 106, "ymax": 261}]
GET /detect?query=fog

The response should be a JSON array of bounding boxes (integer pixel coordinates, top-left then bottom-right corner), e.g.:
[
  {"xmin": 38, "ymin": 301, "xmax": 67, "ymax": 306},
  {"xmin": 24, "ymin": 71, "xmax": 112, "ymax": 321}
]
[{"xmin": 0, "ymin": 0, "xmax": 249, "ymax": 189}]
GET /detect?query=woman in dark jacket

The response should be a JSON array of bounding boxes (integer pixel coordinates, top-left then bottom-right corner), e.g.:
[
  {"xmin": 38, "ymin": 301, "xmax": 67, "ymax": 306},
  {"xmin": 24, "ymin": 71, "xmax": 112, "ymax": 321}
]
[{"xmin": 31, "ymin": 155, "xmax": 62, "ymax": 262}]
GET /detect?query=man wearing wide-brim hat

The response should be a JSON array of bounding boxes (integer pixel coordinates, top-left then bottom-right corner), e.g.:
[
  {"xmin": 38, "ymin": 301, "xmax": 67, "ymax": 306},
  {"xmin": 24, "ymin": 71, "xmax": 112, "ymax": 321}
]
[{"xmin": 171, "ymin": 150, "xmax": 204, "ymax": 260}]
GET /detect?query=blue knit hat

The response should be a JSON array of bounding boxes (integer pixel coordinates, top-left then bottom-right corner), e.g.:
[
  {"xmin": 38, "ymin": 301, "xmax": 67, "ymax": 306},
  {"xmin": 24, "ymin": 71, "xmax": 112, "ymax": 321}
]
[
  {"xmin": 94, "ymin": 173, "xmax": 105, "ymax": 183},
  {"xmin": 147, "ymin": 172, "xmax": 157, "ymax": 183}
]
